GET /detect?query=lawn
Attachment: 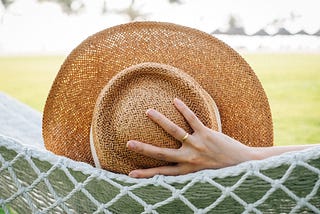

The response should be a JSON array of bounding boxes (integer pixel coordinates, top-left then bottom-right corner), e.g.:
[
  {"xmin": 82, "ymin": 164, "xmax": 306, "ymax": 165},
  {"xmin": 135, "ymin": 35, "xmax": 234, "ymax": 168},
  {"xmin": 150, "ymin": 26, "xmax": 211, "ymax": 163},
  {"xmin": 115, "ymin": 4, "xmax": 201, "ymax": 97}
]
[
  {"xmin": 0, "ymin": 53, "xmax": 319, "ymax": 146},
  {"xmin": 0, "ymin": 55, "xmax": 64, "ymax": 110},
  {"xmin": 243, "ymin": 54, "xmax": 320, "ymax": 146}
]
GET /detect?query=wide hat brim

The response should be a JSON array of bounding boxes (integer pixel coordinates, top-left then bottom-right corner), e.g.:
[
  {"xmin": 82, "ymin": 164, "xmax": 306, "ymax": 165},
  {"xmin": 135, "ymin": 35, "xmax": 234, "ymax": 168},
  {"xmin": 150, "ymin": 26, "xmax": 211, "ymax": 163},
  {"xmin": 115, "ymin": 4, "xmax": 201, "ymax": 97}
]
[{"xmin": 43, "ymin": 21, "xmax": 273, "ymax": 165}]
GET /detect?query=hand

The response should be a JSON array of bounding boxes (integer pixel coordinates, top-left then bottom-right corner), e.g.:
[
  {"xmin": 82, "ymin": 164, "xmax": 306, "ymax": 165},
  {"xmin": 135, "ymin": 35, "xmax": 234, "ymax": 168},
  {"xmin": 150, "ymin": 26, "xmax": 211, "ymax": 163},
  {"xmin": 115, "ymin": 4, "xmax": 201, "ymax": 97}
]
[{"xmin": 126, "ymin": 98, "xmax": 254, "ymax": 178}]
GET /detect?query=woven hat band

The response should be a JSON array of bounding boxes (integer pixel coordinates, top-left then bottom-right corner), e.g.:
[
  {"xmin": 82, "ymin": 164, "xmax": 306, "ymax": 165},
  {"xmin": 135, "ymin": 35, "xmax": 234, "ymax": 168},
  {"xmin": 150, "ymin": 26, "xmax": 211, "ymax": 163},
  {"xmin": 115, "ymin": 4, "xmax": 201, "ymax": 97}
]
[
  {"xmin": 90, "ymin": 126, "xmax": 101, "ymax": 168},
  {"xmin": 90, "ymin": 62, "xmax": 221, "ymax": 174}
]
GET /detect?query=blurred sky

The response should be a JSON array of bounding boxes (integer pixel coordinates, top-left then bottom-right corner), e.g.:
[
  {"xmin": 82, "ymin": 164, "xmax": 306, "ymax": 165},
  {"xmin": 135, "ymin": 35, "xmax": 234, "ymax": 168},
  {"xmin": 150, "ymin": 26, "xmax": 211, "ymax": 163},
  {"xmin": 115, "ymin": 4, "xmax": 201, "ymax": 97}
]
[{"xmin": 0, "ymin": 0, "xmax": 320, "ymax": 54}]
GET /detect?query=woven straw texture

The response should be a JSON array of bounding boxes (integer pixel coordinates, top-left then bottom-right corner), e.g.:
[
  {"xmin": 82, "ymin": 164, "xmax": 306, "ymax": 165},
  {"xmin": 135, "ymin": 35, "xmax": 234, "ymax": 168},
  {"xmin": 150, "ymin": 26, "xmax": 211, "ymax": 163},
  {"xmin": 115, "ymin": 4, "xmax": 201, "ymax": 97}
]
[
  {"xmin": 43, "ymin": 22, "xmax": 273, "ymax": 167},
  {"xmin": 92, "ymin": 62, "xmax": 220, "ymax": 174},
  {"xmin": 0, "ymin": 94, "xmax": 319, "ymax": 214}
]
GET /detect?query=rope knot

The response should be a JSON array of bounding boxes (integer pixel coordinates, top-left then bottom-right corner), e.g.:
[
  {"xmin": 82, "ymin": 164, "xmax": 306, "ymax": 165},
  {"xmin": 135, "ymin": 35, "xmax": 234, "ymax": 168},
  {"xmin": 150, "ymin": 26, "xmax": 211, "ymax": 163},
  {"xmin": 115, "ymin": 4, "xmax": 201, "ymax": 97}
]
[
  {"xmin": 172, "ymin": 189, "xmax": 181, "ymax": 198},
  {"xmin": 96, "ymin": 204, "xmax": 105, "ymax": 212},
  {"xmin": 298, "ymin": 198, "xmax": 307, "ymax": 207},
  {"xmin": 144, "ymin": 205, "xmax": 154, "ymax": 213},
  {"xmin": 3, "ymin": 161, "xmax": 11, "ymax": 169},
  {"xmin": 121, "ymin": 186, "xmax": 129, "ymax": 195},
  {"xmin": 23, "ymin": 148, "xmax": 30, "ymax": 156},
  {"xmin": 151, "ymin": 175, "xmax": 164, "ymax": 186},
  {"xmin": 249, "ymin": 163, "xmax": 259, "ymax": 175},
  {"xmin": 224, "ymin": 187, "xmax": 231, "ymax": 196},
  {"xmin": 75, "ymin": 183, "xmax": 84, "ymax": 190},
  {"xmin": 19, "ymin": 187, "xmax": 26, "ymax": 194},
  {"xmin": 40, "ymin": 172, "xmax": 48, "ymax": 179},
  {"xmin": 246, "ymin": 203, "xmax": 254, "ymax": 211},
  {"xmin": 272, "ymin": 179, "xmax": 282, "ymax": 189},
  {"xmin": 197, "ymin": 208, "xmax": 204, "ymax": 214}
]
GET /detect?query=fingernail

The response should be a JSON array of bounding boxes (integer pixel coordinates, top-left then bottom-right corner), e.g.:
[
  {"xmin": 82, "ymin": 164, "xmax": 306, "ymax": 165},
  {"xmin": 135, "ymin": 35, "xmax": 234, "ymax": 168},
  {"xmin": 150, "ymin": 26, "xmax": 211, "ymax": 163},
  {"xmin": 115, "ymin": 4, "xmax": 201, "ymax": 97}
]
[
  {"xmin": 174, "ymin": 98, "xmax": 183, "ymax": 106},
  {"xmin": 126, "ymin": 141, "xmax": 136, "ymax": 149},
  {"xmin": 146, "ymin": 109, "xmax": 155, "ymax": 116},
  {"xmin": 129, "ymin": 171, "xmax": 138, "ymax": 178}
]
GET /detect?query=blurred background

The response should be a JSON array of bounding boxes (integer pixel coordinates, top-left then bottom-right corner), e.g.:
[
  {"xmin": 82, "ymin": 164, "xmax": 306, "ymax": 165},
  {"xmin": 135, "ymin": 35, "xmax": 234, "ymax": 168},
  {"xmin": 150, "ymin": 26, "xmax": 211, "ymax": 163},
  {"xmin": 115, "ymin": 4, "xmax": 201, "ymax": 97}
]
[{"xmin": 0, "ymin": 0, "xmax": 319, "ymax": 146}]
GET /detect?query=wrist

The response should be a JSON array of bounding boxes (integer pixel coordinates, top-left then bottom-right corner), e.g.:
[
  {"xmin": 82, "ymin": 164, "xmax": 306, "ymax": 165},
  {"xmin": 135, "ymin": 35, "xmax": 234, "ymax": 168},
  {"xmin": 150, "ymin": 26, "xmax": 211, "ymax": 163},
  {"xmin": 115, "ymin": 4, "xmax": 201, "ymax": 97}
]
[{"xmin": 245, "ymin": 146, "xmax": 264, "ymax": 161}]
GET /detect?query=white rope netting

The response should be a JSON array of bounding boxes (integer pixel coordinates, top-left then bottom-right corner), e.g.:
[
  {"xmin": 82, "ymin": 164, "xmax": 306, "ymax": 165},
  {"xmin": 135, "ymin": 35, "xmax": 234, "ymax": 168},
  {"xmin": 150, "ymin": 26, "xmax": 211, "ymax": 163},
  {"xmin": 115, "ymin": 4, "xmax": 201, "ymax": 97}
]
[{"xmin": 1, "ymin": 92, "xmax": 320, "ymax": 214}]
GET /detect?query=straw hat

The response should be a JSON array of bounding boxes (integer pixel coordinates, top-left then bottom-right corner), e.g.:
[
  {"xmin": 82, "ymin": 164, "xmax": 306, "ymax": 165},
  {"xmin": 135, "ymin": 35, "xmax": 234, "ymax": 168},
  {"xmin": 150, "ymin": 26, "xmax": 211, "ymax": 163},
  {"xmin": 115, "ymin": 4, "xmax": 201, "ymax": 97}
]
[
  {"xmin": 43, "ymin": 21, "xmax": 273, "ymax": 174},
  {"xmin": 90, "ymin": 62, "xmax": 221, "ymax": 173}
]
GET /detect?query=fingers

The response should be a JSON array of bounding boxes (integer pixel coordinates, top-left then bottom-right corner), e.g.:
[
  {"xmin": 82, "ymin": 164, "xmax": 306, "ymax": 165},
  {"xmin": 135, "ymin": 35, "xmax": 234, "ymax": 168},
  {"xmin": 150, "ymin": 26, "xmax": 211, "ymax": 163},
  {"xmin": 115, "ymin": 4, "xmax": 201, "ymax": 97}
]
[
  {"xmin": 128, "ymin": 165, "xmax": 187, "ymax": 178},
  {"xmin": 146, "ymin": 98, "xmax": 204, "ymax": 140},
  {"xmin": 126, "ymin": 98, "xmax": 210, "ymax": 179},
  {"xmin": 173, "ymin": 98, "xmax": 204, "ymax": 132},
  {"xmin": 146, "ymin": 109, "xmax": 189, "ymax": 142},
  {"xmin": 127, "ymin": 140, "xmax": 183, "ymax": 162}
]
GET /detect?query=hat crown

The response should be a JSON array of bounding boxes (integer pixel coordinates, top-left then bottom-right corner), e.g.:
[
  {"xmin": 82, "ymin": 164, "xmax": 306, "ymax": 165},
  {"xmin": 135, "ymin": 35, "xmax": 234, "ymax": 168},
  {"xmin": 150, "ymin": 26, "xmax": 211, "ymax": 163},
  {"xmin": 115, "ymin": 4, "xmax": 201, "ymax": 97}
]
[{"xmin": 91, "ymin": 62, "xmax": 221, "ymax": 174}]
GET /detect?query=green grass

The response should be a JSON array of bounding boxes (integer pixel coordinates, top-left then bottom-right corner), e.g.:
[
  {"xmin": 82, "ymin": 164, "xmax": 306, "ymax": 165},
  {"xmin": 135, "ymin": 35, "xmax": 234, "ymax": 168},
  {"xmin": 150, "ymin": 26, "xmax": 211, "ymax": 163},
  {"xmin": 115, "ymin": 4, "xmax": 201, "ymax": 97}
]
[
  {"xmin": 0, "ymin": 206, "xmax": 17, "ymax": 214},
  {"xmin": 0, "ymin": 54, "xmax": 319, "ymax": 146},
  {"xmin": 0, "ymin": 55, "xmax": 64, "ymax": 111},
  {"xmin": 243, "ymin": 53, "xmax": 320, "ymax": 146}
]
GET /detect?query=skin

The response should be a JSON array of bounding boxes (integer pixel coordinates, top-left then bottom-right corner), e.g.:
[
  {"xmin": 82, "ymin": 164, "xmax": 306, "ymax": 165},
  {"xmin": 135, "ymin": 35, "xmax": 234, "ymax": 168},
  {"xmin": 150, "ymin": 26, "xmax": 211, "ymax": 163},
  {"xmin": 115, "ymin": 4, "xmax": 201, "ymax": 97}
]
[{"xmin": 126, "ymin": 98, "xmax": 319, "ymax": 178}]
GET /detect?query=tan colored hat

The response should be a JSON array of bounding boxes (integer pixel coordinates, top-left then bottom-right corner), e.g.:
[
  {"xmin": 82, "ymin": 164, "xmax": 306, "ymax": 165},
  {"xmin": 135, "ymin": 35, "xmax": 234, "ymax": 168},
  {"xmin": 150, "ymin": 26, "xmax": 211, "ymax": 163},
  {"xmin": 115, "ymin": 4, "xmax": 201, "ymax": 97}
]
[
  {"xmin": 90, "ymin": 62, "xmax": 221, "ymax": 174},
  {"xmin": 43, "ymin": 21, "xmax": 273, "ymax": 174}
]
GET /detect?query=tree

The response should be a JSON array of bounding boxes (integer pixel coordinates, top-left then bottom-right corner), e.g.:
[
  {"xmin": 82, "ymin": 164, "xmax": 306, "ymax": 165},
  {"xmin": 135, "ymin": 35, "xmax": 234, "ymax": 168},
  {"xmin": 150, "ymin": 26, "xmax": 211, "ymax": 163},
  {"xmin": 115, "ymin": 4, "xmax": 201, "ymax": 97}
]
[
  {"xmin": 1, "ymin": 0, "xmax": 15, "ymax": 23},
  {"xmin": 1, "ymin": 0, "xmax": 14, "ymax": 10},
  {"xmin": 37, "ymin": 0, "xmax": 84, "ymax": 15},
  {"xmin": 168, "ymin": 0, "xmax": 184, "ymax": 3},
  {"xmin": 266, "ymin": 11, "xmax": 301, "ymax": 32},
  {"xmin": 103, "ymin": 0, "xmax": 184, "ymax": 21},
  {"xmin": 2, "ymin": 0, "xmax": 185, "ymax": 17},
  {"xmin": 105, "ymin": 0, "xmax": 147, "ymax": 21},
  {"xmin": 227, "ymin": 14, "xmax": 242, "ymax": 29}
]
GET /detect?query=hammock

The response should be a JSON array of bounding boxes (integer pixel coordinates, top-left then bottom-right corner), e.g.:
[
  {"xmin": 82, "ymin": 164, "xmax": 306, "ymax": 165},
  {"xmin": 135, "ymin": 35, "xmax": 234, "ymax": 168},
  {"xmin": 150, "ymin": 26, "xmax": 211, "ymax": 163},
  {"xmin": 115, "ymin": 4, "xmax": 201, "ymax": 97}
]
[{"xmin": 1, "ymin": 92, "xmax": 320, "ymax": 214}]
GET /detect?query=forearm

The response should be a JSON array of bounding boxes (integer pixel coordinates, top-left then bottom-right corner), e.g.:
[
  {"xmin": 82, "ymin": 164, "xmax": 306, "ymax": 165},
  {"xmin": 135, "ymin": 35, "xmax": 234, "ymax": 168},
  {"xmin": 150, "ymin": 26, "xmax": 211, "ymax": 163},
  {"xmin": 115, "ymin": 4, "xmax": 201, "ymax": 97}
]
[{"xmin": 249, "ymin": 144, "xmax": 320, "ymax": 160}]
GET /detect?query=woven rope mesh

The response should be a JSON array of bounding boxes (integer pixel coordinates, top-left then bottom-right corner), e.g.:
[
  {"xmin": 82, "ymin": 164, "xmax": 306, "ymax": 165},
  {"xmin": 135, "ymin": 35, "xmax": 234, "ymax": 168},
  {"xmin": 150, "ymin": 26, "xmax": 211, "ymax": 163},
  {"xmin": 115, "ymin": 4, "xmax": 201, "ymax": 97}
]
[
  {"xmin": 1, "ymin": 136, "xmax": 320, "ymax": 214},
  {"xmin": 0, "ymin": 93, "xmax": 320, "ymax": 213}
]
